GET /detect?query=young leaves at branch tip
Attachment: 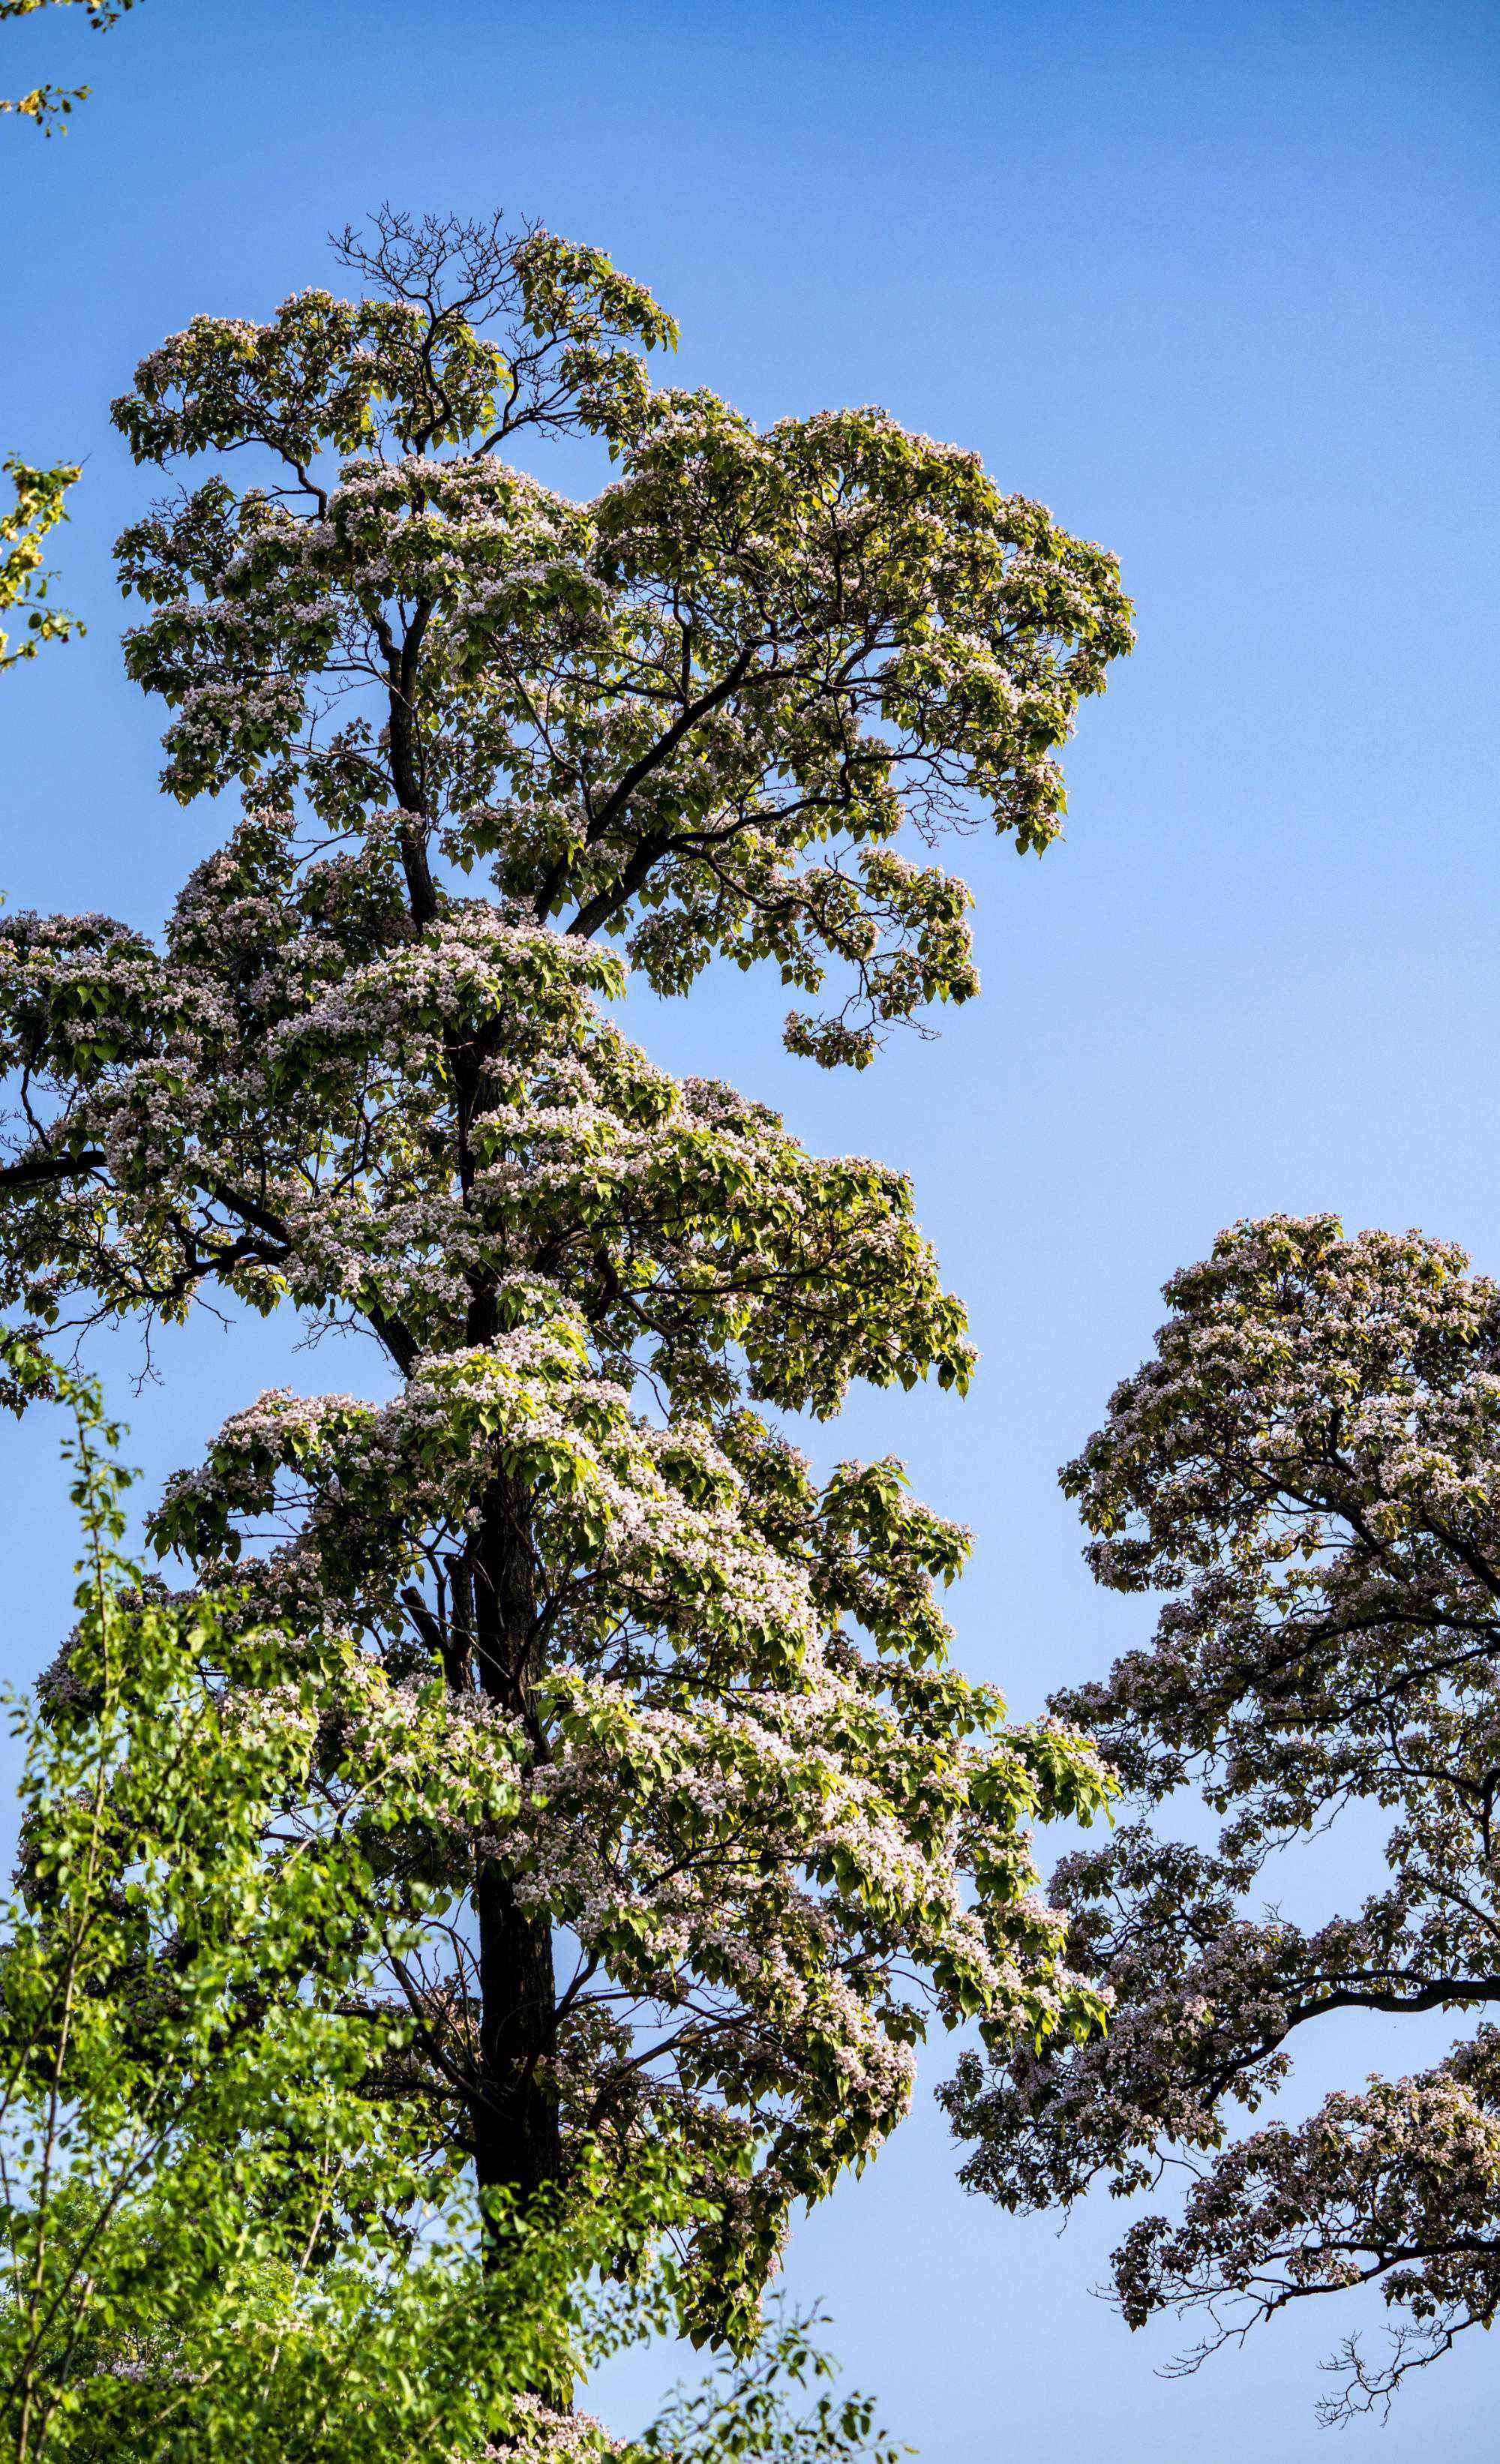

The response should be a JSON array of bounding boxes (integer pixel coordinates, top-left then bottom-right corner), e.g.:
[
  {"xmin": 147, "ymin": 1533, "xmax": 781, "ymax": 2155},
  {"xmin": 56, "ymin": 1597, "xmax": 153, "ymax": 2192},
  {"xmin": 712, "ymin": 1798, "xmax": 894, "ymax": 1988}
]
[
  {"xmin": 1, "ymin": 0, "xmax": 141, "ymax": 135},
  {"xmin": 1, "ymin": 457, "xmax": 82, "ymax": 668},
  {"xmin": 946, "ymin": 1213, "xmax": 1500, "ymax": 2416}
]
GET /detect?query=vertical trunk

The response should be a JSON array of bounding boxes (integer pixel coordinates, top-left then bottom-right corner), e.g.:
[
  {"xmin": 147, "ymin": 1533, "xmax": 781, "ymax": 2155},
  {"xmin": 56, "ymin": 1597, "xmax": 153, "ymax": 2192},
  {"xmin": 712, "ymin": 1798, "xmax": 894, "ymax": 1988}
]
[
  {"xmin": 386, "ymin": 664, "xmax": 438, "ymax": 927},
  {"xmin": 468, "ymin": 1469, "xmax": 562, "ymax": 2246},
  {"xmin": 473, "ymin": 1860, "xmax": 562, "ymax": 2216}
]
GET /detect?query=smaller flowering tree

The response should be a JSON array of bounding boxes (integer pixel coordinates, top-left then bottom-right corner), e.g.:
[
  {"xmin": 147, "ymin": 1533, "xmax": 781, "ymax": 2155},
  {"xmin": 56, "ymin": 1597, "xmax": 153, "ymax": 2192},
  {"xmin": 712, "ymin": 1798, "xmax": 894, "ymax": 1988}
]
[{"xmin": 945, "ymin": 1214, "xmax": 1500, "ymax": 2416}]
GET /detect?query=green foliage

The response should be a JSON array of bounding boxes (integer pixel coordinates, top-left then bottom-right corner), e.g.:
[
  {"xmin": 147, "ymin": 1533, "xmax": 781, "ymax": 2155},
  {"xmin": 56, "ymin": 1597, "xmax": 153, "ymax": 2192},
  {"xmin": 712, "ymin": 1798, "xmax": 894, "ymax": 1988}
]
[
  {"xmin": 631, "ymin": 2309, "xmax": 909, "ymax": 2464},
  {"xmin": 0, "ymin": 459, "xmax": 82, "ymax": 668},
  {"xmin": 106, "ymin": 208, "xmax": 1130, "ymax": 1064}
]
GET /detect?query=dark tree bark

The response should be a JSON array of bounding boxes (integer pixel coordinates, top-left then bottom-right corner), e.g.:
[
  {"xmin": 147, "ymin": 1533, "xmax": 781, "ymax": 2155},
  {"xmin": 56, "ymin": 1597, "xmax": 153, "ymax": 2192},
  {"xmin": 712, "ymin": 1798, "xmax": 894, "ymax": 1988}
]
[{"xmin": 470, "ymin": 1469, "xmax": 561, "ymax": 2237}]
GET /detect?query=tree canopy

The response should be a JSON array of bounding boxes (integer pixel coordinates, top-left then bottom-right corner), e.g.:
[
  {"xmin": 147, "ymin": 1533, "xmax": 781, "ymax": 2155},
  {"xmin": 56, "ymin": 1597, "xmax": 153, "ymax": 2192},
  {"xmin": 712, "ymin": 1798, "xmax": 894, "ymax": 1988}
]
[
  {"xmin": 946, "ymin": 1213, "xmax": 1500, "ymax": 2416},
  {"xmin": 110, "ymin": 205, "xmax": 1131, "ymax": 1067}
]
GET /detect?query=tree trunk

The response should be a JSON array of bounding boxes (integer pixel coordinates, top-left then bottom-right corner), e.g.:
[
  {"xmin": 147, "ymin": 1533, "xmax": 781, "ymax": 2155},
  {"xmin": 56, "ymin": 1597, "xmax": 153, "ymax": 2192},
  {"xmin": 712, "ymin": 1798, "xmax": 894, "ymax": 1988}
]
[
  {"xmin": 473, "ymin": 1860, "xmax": 562, "ymax": 2220},
  {"xmin": 469, "ymin": 1471, "xmax": 562, "ymax": 2246}
]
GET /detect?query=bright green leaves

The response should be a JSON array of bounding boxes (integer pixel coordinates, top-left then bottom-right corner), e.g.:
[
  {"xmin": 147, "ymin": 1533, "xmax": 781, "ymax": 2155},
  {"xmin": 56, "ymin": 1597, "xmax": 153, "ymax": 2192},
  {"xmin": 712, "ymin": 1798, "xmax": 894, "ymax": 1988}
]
[
  {"xmin": 0, "ymin": 456, "xmax": 82, "ymax": 665},
  {"xmin": 114, "ymin": 291, "xmax": 476, "ymax": 467},
  {"xmin": 628, "ymin": 2304, "xmax": 905, "ymax": 2464},
  {"xmin": 0, "ymin": 1362, "xmax": 417, "ymax": 2451}
]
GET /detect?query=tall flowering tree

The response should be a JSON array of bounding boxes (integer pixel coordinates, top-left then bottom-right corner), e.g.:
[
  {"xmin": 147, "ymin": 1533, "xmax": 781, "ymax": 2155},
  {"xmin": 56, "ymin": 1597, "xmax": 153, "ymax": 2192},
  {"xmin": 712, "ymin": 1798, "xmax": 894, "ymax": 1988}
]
[
  {"xmin": 0, "ymin": 211, "xmax": 1130, "ymax": 2339},
  {"xmin": 947, "ymin": 1214, "xmax": 1500, "ymax": 2416}
]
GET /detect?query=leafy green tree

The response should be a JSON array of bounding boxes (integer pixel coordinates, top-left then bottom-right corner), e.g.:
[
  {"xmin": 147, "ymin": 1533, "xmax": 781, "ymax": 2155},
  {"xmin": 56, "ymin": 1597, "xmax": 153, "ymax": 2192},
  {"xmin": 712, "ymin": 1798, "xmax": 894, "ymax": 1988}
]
[
  {"xmin": 634, "ymin": 2309, "xmax": 907, "ymax": 2464},
  {"xmin": 0, "ymin": 209, "xmax": 1129, "ymax": 2350},
  {"xmin": 0, "ymin": 1333, "xmax": 905, "ymax": 2459},
  {"xmin": 946, "ymin": 1214, "xmax": 1500, "ymax": 2417}
]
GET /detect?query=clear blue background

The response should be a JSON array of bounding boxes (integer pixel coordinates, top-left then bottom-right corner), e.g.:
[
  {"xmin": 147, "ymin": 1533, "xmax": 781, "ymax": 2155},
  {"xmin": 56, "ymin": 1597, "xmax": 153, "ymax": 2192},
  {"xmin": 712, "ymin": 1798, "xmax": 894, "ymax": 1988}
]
[{"xmin": 3, "ymin": 1, "xmax": 1498, "ymax": 2450}]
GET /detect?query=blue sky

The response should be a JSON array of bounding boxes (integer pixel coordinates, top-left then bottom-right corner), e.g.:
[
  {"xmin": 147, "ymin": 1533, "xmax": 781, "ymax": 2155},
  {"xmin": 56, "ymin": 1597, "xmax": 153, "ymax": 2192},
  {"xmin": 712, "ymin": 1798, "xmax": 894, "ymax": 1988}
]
[{"xmin": 3, "ymin": 0, "xmax": 1498, "ymax": 2451}]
